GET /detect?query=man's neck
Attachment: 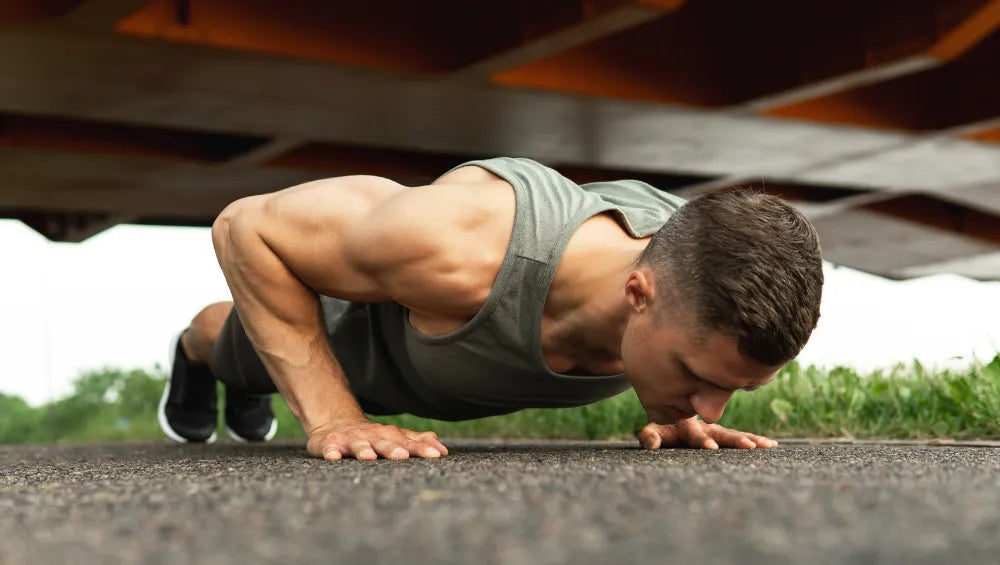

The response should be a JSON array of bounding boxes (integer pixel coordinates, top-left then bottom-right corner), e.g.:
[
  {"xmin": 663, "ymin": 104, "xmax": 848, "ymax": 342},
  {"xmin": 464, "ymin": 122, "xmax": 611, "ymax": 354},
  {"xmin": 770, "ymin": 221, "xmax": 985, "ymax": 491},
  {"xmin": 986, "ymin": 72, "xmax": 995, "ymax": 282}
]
[{"xmin": 543, "ymin": 230, "xmax": 649, "ymax": 365}]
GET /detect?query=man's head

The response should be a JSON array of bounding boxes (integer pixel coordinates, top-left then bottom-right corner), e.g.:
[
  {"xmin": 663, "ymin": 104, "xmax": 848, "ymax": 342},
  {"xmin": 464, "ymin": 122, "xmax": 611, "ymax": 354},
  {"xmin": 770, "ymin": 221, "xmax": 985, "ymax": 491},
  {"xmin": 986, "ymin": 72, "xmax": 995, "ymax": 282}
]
[{"xmin": 620, "ymin": 189, "xmax": 824, "ymax": 425}]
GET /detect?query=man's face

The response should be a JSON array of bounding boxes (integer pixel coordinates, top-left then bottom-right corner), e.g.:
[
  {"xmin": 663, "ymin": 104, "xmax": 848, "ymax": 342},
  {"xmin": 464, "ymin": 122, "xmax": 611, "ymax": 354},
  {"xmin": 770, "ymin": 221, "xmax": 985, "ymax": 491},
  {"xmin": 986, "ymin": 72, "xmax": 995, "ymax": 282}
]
[{"xmin": 621, "ymin": 311, "xmax": 782, "ymax": 425}]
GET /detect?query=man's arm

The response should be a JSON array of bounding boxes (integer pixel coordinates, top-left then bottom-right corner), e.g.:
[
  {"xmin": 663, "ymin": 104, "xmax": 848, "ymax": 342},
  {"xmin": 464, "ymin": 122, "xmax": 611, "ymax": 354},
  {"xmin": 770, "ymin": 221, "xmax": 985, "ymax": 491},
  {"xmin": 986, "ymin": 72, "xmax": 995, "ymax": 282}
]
[{"xmin": 211, "ymin": 175, "xmax": 460, "ymax": 460}]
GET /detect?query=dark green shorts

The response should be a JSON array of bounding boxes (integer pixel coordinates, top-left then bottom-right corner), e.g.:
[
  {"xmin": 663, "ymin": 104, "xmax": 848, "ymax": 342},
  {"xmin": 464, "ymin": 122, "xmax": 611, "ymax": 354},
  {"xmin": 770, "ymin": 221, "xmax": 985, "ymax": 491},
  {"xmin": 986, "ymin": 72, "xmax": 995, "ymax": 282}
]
[{"xmin": 207, "ymin": 303, "xmax": 399, "ymax": 415}]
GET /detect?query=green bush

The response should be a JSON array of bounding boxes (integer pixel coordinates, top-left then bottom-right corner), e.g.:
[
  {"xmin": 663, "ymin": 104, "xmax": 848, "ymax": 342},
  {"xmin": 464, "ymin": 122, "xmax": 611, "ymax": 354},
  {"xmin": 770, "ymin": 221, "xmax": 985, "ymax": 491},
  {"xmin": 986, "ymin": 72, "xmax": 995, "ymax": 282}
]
[{"xmin": 2, "ymin": 356, "xmax": 999, "ymax": 445}]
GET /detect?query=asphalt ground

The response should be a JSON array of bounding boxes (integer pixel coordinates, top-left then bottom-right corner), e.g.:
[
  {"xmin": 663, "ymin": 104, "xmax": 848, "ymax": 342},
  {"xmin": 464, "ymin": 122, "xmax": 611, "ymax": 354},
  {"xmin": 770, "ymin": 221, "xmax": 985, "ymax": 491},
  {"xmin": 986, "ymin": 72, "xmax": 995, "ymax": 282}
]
[{"xmin": 3, "ymin": 439, "xmax": 1000, "ymax": 565}]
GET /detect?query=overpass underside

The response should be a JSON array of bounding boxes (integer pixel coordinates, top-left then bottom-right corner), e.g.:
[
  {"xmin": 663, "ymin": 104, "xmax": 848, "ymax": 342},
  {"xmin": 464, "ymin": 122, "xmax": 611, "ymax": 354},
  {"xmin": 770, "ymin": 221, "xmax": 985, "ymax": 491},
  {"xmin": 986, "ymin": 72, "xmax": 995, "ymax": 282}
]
[{"xmin": 1, "ymin": 0, "xmax": 999, "ymax": 279}]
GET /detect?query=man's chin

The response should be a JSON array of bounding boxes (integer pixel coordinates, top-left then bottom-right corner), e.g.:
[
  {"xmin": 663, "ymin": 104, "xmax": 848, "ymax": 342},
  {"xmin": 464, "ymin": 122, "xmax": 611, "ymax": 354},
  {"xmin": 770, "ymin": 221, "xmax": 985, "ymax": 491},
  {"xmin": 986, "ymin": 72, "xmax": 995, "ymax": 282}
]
[
  {"xmin": 646, "ymin": 415, "xmax": 681, "ymax": 426},
  {"xmin": 660, "ymin": 407, "xmax": 696, "ymax": 425},
  {"xmin": 644, "ymin": 404, "xmax": 695, "ymax": 426}
]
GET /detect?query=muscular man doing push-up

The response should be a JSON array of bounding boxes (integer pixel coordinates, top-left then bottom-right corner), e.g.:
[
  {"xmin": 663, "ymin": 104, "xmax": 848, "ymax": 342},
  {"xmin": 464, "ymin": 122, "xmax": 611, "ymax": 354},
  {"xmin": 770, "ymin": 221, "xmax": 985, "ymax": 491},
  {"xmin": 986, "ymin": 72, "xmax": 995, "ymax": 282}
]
[{"xmin": 157, "ymin": 157, "xmax": 823, "ymax": 460}]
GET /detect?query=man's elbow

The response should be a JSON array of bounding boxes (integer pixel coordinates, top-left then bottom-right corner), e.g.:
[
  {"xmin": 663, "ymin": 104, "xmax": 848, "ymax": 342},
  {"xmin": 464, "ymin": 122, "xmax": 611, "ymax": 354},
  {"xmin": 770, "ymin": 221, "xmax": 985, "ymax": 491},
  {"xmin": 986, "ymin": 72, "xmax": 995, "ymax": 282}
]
[{"xmin": 212, "ymin": 195, "xmax": 267, "ymax": 262}]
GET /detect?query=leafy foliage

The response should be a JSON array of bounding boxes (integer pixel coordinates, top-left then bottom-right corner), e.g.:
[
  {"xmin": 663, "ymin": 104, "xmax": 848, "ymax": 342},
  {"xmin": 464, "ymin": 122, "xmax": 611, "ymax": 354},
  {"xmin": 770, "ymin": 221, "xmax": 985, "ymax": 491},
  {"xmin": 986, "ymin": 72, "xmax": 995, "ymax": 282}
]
[{"xmin": 2, "ymin": 356, "xmax": 999, "ymax": 444}]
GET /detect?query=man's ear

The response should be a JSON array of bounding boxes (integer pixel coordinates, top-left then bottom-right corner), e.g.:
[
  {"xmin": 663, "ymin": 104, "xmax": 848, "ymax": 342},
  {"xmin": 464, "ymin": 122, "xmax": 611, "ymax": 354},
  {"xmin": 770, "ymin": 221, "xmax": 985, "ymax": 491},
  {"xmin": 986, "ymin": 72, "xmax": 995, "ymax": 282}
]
[{"xmin": 626, "ymin": 268, "xmax": 655, "ymax": 312}]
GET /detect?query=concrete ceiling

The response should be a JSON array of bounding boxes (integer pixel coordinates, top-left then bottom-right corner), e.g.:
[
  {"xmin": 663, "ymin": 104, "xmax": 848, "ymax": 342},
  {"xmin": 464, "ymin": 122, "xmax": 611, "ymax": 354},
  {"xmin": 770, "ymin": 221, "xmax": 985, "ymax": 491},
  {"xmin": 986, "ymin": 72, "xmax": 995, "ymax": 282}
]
[{"xmin": 1, "ymin": 0, "xmax": 999, "ymax": 279}]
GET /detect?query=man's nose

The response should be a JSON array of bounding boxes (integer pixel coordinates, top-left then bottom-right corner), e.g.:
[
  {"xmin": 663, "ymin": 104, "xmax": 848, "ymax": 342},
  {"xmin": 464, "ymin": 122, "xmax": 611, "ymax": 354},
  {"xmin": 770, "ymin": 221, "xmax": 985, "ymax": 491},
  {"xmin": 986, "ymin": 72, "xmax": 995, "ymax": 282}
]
[{"xmin": 689, "ymin": 388, "xmax": 734, "ymax": 424}]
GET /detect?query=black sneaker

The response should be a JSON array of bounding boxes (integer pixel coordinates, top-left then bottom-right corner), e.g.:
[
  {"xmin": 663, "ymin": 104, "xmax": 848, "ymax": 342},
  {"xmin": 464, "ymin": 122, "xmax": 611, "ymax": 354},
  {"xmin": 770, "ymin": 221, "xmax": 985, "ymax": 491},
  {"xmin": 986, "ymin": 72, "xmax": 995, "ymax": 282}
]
[
  {"xmin": 158, "ymin": 330, "xmax": 218, "ymax": 443},
  {"xmin": 224, "ymin": 386, "xmax": 278, "ymax": 442}
]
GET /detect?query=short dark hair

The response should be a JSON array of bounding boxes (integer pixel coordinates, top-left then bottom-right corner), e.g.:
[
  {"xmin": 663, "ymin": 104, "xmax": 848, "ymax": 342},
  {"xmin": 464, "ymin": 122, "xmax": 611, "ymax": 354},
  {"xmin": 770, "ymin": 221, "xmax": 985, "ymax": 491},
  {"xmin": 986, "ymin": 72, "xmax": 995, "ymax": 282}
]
[{"xmin": 636, "ymin": 188, "xmax": 823, "ymax": 366}]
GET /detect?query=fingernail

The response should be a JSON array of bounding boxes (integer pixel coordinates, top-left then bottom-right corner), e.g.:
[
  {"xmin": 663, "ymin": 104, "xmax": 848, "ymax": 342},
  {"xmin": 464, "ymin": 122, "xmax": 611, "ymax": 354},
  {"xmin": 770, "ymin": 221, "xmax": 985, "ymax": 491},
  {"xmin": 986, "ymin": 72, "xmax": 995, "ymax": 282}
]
[
  {"xmin": 323, "ymin": 448, "xmax": 341, "ymax": 460},
  {"xmin": 362, "ymin": 449, "xmax": 376, "ymax": 459},
  {"xmin": 425, "ymin": 447, "xmax": 441, "ymax": 458},
  {"xmin": 706, "ymin": 439, "xmax": 719, "ymax": 450},
  {"xmin": 391, "ymin": 448, "xmax": 408, "ymax": 459}
]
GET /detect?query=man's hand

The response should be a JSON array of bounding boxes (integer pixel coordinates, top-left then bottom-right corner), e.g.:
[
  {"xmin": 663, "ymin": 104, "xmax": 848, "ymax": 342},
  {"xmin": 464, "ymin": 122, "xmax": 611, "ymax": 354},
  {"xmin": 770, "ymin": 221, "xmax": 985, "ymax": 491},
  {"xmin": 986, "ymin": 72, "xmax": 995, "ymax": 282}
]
[
  {"xmin": 306, "ymin": 419, "xmax": 449, "ymax": 461},
  {"xmin": 637, "ymin": 418, "xmax": 777, "ymax": 450}
]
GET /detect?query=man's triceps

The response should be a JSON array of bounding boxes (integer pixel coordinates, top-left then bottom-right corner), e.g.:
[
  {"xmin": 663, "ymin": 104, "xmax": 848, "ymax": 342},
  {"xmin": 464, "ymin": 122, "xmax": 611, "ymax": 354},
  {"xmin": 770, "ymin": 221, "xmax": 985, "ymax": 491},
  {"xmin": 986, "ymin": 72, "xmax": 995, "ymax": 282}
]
[{"xmin": 211, "ymin": 198, "xmax": 368, "ymax": 431}]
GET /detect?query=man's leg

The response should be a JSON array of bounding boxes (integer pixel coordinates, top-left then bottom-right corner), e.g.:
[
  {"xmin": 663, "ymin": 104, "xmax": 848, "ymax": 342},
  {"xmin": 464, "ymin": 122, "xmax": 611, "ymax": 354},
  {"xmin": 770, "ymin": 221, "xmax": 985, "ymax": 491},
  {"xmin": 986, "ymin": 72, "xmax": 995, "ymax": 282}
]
[
  {"xmin": 159, "ymin": 302, "xmax": 278, "ymax": 443},
  {"xmin": 158, "ymin": 302, "xmax": 231, "ymax": 443},
  {"xmin": 205, "ymin": 304, "xmax": 279, "ymax": 442},
  {"xmin": 180, "ymin": 301, "xmax": 232, "ymax": 364}
]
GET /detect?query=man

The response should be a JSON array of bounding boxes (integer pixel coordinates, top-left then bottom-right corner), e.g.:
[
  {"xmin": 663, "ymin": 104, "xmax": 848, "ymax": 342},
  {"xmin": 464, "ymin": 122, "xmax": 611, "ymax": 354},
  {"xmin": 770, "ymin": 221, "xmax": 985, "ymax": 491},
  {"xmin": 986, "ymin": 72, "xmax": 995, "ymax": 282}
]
[{"xmin": 158, "ymin": 157, "xmax": 823, "ymax": 460}]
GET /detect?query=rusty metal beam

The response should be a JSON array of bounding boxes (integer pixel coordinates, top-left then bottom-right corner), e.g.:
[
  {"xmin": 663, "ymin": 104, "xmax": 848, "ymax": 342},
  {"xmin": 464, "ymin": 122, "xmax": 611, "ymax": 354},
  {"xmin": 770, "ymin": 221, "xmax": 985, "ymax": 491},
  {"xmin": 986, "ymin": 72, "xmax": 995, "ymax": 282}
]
[
  {"xmin": 547, "ymin": 162, "xmax": 712, "ymax": 191},
  {"xmin": 674, "ymin": 178, "xmax": 871, "ymax": 203},
  {"xmin": 116, "ymin": 0, "xmax": 479, "ymax": 74},
  {"xmin": 0, "ymin": 0, "xmax": 85, "ymax": 22},
  {"xmin": 225, "ymin": 137, "xmax": 305, "ymax": 168},
  {"xmin": 0, "ymin": 176, "xmax": 246, "ymax": 218},
  {"xmin": 490, "ymin": 0, "xmax": 994, "ymax": 107},
  {"xmin": 455, "ymin": 0, "xmax": 685, "ymax": 79},
  {"xmin": 966, "ymin": 120, "xmax": 1000, "ymax": 144},
  {"xmin": 0, "ymin": 112, "xmax": 267, "ymax": 162},
  {"xmin": 861, "ymin": 193, "xmax": 1000, "ymax": 245},
  {"xmin": 747, "ymin": 0, "xmax": 1000, "ymax": 112},
  {"xmin": 741, "ymin": 58, "xmax": 939, "ymax": 113},
  {"xmin": 760, "ymin": 1, "xmax": 1000, "ymax": 128},
  {"xmin": 926, "ymin": 0, "xmax": 1000, "ymax": 59},
  {"xmin": 762, "ymin": 32, "xmax": 1000, "ymax": 131},
  {"xmin": 970, "ymin": 128, "xmax": 1000, "ymax": 144},
  {"xmin": 60, "ymin": 0, "xmax": 149, "ymax": 29},
  {"xmin": 264, "ymin": 141, "xmax": 486, "ymax": 185},
  {"xmin": 10, "ymin": 209, "xmax": 135, "ymax": 242}
]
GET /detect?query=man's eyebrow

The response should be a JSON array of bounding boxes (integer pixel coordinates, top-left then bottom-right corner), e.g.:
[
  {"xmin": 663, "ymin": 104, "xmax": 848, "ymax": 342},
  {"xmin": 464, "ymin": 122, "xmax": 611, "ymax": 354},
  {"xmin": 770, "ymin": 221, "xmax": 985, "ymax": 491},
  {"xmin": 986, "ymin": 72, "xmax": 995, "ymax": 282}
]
[
  {"xmin": 677, "ymin": 358, "xmax": 735, "ymax": 392},
  {"xmin": 678, "ymin": 358, "xmax": 759, "ymax": 392}
]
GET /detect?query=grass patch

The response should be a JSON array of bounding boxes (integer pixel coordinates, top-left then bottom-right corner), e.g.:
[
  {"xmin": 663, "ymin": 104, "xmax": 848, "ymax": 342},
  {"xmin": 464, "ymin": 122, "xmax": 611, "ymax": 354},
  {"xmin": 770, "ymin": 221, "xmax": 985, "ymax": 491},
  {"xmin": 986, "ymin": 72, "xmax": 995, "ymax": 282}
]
[
  {"xmin": 298, "ymin": 356, "xmax": 1000, "ymax": 441},
  {"xmin": 3, "ymin": 357, "xmax": 999, "ymax": 444},
  {"xmin": 717, "ymin": 357, "xmax": 1000, "ymax": 439}
]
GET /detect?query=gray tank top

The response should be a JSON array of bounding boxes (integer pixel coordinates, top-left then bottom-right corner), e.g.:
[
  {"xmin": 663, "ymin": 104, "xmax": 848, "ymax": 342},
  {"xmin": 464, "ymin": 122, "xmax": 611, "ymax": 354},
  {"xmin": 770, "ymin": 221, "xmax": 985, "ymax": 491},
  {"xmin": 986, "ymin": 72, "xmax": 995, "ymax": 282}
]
[{"xmin": 321, "ymin": 157, "xmax": 686, "ymax": 421}]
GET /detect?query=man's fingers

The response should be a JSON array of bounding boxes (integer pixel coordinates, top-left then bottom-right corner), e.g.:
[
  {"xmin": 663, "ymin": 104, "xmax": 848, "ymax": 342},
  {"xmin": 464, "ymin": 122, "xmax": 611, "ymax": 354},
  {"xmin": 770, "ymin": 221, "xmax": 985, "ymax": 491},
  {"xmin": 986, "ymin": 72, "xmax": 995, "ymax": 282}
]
[
  {"xmin": 705, "ymin": 426, "xmax": 765, "ymax": 449},
  {"xmin": 637, "ymin": 424, "xmax": 662, "ymax": 449},
  {"xmin": 372, "ymin": 438, "xmax": 409, "ymax": 460},
  {"xmin": 744, "ymin": 433, "xmax": 778, "ymax": 448},
  {"xmin": 638, "ymin": 423, "xmax": 694, "ymax": 449},
  {"xmin": 683, "ymin": 422, "xmax": 717, "ymax": 450},
  {"xmin": 406, "ymin": 431, "xmax": 449, "ymax": 456},
  {"xmin": 710, "ymin": 427, "xmax": 753, "ymax": 449},
  {"xmin": 349, "ymin": 439, "xmax": 378, "ymax": 460},
  {"xmin": 309, "ymin": 424, "xmax": 448, "ymax": 461},
  {"xmin": 320, "ymin": 439, "xmax": 343, "ymax": 461},
  {"xmin": 403, "ymin": 440, "xmax": 442, "ymax": 459},
  {"xmin": 657, "ymin": 424, "xmax": 685, "ymax": 446}
]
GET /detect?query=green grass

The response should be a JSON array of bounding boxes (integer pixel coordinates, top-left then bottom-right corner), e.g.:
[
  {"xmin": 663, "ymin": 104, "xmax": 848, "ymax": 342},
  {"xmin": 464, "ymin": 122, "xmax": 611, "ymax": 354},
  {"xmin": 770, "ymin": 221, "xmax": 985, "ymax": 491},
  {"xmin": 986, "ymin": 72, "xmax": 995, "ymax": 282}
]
[
  {"xmin": 716, "ymin": 357, "xmax": 1000, "ymax": 440},
  {"xmin": 298, "ymin": 356, "xmax": 1000, "ymax": 441},
  {"xmin": 3, "ymin": 357, "xmax": 999, "ymax": 445}
]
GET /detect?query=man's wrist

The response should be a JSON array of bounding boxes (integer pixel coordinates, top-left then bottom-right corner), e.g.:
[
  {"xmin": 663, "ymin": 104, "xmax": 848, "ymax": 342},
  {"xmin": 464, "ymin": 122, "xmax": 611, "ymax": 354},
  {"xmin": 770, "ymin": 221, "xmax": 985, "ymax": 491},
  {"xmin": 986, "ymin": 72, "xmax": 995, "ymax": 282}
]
[{"xmin": 305, "ymin": 412, "xmax": 369, "ymax": 438}]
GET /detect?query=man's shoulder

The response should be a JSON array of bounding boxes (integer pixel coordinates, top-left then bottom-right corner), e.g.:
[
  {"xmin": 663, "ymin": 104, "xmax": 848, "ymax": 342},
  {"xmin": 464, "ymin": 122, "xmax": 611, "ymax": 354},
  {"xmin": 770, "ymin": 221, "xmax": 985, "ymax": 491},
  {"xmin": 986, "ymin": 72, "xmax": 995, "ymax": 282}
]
[
  {"xmin": 432, "ymin": 163, "xmax": 509, "ymax": 187},
  {"xmin": 577, "ymin": 178, "xmax": 687, "ymax": 237}
]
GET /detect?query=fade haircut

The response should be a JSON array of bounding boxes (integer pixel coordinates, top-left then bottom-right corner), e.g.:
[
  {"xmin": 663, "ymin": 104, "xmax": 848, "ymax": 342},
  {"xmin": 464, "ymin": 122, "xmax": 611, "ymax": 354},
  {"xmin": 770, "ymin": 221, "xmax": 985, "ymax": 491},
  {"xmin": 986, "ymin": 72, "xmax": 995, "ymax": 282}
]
[{"xmin": 635, "ymin": 189, "xmax": 824, "ymax": 366}]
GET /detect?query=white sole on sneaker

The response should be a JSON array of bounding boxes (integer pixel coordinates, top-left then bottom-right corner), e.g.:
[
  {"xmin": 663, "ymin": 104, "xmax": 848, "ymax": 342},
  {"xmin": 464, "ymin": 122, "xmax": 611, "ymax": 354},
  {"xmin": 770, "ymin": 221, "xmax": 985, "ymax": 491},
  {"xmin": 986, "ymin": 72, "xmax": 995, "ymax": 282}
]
[
  {"xmin": 158, "ymin": 331, "xmax": 217, "ymax": 444},
  {"xmin": 225, "ymin": 417, "xmax": 278, "ymax": 443}
]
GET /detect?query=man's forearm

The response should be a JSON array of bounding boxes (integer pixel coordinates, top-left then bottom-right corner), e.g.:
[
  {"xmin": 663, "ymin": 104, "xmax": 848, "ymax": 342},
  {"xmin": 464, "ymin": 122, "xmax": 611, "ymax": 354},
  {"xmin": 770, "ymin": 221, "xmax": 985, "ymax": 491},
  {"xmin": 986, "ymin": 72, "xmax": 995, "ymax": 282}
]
[{"xmin": 212, "ymin": 204, "xmax": 366, "ymax": 434}]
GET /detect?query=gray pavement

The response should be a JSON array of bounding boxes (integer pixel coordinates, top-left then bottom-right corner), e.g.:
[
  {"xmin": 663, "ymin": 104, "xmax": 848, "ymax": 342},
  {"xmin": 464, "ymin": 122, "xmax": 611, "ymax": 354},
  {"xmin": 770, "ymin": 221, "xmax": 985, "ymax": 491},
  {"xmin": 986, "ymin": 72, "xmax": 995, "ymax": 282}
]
[{"xmin": 2, "ymin": 439, "xmax": 1000, "ymax": 565}]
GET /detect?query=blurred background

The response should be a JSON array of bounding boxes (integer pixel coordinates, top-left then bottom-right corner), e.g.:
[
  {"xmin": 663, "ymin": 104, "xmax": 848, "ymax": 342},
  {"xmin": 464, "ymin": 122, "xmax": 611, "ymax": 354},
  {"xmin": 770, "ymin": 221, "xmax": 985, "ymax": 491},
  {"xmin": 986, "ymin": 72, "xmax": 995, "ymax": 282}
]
[{"xmin": 1, "ymin": 0, "xmax": 999, "ymax": 410}]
